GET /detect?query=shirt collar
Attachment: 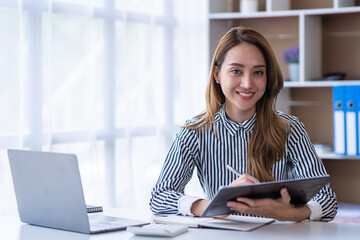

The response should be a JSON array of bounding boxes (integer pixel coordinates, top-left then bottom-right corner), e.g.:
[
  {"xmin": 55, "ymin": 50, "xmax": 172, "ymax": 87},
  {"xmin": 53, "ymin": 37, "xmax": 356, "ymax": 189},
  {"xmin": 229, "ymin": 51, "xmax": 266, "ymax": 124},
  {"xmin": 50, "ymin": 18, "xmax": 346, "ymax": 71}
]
[{"xmin": 215, "ymin": 105, "xmax": 256, "ymax": 136}]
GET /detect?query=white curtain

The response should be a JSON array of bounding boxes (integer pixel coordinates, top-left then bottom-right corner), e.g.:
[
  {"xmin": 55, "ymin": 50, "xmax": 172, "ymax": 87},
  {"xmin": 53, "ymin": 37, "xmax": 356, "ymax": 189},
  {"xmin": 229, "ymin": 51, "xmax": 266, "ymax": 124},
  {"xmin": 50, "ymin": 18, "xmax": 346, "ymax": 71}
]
[{"xmin": 0, "ymin": 0, "xmax": 208, "ymax": 213}]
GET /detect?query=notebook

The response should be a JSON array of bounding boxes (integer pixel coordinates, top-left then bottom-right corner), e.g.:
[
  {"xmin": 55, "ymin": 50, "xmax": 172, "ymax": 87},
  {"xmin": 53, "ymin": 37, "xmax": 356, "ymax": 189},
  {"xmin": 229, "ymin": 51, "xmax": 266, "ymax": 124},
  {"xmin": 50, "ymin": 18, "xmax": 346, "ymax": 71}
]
[
  {"xmin": 152, "ymin": 215, "xmax": 274, "ymax": 231},
  {"xmin": 7, "ymin": 149, "xmax": 148, "ymax": 234}
]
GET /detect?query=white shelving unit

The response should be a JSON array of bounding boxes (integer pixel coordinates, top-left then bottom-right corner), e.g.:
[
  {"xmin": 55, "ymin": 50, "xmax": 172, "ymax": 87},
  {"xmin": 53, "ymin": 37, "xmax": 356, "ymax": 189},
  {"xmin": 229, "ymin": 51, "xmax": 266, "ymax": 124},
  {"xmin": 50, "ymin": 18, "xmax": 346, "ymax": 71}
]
[
  {"xmin": 209, "ymin": 0, "xmax": 360, "ymax": 203},
  {"xmin": 210, "ymin": 0, "xmax": 360, "ymax": 82}
]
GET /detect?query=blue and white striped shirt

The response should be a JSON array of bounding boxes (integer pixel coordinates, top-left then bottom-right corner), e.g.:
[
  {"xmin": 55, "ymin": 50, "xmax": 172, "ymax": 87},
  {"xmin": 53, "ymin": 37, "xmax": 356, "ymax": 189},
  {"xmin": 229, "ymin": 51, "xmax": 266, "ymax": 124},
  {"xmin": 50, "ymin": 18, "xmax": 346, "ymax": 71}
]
[{"xmin": 150, "ymin": 105, "xmax": 337, "ymax": 221}]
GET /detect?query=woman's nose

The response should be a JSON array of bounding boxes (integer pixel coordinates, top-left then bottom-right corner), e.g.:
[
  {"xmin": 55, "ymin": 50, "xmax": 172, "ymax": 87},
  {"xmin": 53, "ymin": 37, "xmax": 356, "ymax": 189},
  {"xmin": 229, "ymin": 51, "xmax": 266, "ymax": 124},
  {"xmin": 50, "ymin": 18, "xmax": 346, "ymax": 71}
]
[{"xmin": 240, "ymin": 72, "xmax": 253, "ymax": 89}]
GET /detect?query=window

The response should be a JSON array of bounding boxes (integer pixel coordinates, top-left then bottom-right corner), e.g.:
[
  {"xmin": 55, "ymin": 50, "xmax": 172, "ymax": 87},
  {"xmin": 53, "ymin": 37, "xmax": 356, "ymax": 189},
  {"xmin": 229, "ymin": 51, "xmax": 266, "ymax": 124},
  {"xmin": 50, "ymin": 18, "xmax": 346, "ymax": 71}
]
[{"xmin": 0, "ymin": 0, "xmax": 208, "ymax": 212}]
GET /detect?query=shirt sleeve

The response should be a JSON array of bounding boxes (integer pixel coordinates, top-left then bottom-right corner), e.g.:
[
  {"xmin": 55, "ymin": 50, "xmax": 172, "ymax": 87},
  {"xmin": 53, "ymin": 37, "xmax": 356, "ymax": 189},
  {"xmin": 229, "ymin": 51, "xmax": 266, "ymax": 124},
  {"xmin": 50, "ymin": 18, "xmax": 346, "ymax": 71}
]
[
  {"xmin": 307, "ymin": 201, "xmax": 322, "ymax": 221},
  {"xmin": 178, "ymin": 195, "xmax": 202, "ymax": 216},
  {"xmin": 149, "ymin": 126, "xmax": 200, "ymax": 215},
  {"xmin": 286, "ymin": 120, "xmax": 338, "ymax": 222}
]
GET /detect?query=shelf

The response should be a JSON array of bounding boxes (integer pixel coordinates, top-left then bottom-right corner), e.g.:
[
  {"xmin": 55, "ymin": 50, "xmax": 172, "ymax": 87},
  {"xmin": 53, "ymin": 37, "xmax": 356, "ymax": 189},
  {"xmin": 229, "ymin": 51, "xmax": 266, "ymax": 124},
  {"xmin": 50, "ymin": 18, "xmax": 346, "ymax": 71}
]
[
  {"xmin": 284, "ymin": 80, "xmax": 360, "ymax": 88},
  {"xmin": 209, "ymin": 6, "xmax": 360, "ymax": 20},
  {"xmin": 319, "ymin": 152, "xmax": 360, "ymax": 160},
  {"xmin": 209, "ymin": 11, "xmax": 299, "ymax": 20}
]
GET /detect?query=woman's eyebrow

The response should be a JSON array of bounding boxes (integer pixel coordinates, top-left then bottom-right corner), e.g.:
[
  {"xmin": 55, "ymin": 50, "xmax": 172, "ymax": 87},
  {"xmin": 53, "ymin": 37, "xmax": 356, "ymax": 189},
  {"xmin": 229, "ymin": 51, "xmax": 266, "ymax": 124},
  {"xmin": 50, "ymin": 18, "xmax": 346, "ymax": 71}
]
[
  {"xmin": 227, "ymin": 63, "xmax": 266, "ymax": 68},
  {"xmin": 254, "ymin": 65, "xmax": 266, "ymax": 68},
  {"xmin": 227, "ymin": 63, "xmax": 244, "ymax": 67}
]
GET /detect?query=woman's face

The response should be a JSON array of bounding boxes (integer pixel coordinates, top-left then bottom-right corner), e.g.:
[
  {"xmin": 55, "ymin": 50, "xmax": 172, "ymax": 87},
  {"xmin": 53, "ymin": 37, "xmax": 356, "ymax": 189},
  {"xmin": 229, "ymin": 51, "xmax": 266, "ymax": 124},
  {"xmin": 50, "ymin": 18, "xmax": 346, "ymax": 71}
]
[{"xmin": 214, "ymin": 42, "xmax": 267, "ymax": 123}]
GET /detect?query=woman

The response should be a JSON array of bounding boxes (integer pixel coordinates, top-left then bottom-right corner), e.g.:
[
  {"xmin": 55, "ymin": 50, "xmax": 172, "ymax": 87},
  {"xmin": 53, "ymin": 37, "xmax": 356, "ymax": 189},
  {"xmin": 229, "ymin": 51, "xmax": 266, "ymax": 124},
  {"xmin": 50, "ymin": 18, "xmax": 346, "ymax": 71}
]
[{"xmin": 149, "ymin": 26, "xmax": 337, "ymax": 221}]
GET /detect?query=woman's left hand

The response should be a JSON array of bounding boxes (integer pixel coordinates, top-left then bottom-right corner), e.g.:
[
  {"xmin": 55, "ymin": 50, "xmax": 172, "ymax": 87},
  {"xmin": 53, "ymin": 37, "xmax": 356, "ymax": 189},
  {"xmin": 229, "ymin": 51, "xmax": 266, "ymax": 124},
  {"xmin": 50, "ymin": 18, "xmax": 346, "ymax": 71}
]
[{"xmin": 226, "ymin": 188, "xmax": 311, "ymax": 222}]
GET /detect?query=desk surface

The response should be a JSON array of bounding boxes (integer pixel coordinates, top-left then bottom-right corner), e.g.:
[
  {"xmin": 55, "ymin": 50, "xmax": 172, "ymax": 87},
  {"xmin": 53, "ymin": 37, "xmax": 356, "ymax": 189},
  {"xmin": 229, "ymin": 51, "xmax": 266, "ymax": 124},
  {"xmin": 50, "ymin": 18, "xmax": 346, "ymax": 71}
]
[{"xmin": 1, "ymin": 208, "xmax": 360, "ymax": 240}]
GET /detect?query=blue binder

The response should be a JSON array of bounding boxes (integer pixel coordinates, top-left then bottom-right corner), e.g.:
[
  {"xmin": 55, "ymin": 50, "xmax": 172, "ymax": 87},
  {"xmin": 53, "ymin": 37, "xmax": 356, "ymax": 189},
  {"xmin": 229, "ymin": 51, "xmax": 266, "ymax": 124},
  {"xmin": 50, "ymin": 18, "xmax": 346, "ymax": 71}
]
[
  {"xmin": 333, "ymin": 86, "xmax": 345, "ymax": 155},
  {"xmin": 345, "ymin": 86, "xmax": 357, "ymax": 156},
  {"xmin": 356, "ymin": 85, "xmax": 360, "ymax": 156}
]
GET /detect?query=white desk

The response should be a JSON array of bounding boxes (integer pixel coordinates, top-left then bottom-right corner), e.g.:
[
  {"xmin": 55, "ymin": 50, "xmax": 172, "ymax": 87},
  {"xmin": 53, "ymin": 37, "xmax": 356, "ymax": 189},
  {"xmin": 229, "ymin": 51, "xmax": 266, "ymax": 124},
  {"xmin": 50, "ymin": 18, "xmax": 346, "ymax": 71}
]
[{"xmin": 1, "ymin": 208, "xmax": 360, "ymax": 240}]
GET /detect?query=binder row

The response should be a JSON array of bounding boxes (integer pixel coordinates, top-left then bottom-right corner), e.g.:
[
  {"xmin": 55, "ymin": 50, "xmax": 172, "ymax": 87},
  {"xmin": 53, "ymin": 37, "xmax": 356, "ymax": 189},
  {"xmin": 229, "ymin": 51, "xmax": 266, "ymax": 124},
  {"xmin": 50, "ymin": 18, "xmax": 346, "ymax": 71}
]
[{"xmin": 333, "ymin": 85, "xmax": 360, "ymax": 156}]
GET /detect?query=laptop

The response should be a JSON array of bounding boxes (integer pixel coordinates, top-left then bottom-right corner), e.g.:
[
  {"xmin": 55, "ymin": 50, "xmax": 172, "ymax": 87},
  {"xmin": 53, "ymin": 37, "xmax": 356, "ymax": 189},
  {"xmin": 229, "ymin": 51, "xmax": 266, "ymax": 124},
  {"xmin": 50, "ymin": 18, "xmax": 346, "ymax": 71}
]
[{"xmin": 8, "ymin": 149, "xmax": 148, "ymax": 234}]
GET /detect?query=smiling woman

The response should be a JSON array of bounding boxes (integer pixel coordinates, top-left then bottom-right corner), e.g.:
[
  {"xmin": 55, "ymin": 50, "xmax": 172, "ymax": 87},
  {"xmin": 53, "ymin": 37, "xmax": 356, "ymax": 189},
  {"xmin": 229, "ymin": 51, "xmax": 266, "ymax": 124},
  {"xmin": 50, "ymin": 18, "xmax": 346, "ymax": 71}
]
[{"xmin": 150, "ymin": 26, "xmax": 338, "ymax": 222}]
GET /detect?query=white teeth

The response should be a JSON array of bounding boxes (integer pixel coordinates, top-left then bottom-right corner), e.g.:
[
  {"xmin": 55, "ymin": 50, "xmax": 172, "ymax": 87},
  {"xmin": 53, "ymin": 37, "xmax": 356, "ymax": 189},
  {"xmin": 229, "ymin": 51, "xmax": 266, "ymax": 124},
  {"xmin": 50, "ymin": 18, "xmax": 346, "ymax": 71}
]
[{"xmin": 237, "ymin": 92, "xmax": 253, "ymax": 97}]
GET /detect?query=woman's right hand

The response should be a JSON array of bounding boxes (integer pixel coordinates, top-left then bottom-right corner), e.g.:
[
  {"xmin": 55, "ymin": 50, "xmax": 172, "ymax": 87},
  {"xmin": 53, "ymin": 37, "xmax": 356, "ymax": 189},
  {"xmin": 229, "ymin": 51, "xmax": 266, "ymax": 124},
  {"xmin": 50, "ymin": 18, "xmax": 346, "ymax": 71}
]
[
  {"xmin": 228, "ymin": 174, "xmax": 260, "ymax": 187},
  {"xmin": 190, "ymin": 199, "xmax": 210, "ymax": 217},
  {"xmin": 191, "ymin": 199, "xmax": 228, "ymax": 219},
  {"xmin": 190, "ymin": 174, "xmax": 260, "ymax": 217}
]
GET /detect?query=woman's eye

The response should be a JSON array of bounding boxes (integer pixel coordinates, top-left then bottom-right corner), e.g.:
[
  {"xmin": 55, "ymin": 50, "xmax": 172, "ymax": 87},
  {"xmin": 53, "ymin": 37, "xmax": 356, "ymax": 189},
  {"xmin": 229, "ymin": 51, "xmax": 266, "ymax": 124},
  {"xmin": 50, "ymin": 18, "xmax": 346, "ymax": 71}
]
[
  {"xmin": 231, "ymin": 69, "xmax": 242, "ymax": 74},
  {"xmin": 254, "ymin": 70, "xmax": 264, "ymax": 76}
]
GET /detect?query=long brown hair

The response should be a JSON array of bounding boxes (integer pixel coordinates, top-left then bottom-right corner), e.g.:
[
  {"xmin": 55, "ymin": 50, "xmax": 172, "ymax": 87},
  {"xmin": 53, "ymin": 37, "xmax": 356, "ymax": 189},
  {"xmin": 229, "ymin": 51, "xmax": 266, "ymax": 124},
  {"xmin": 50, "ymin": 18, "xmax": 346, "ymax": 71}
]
[{"xmin": 185, "ymin": 26, "xmax": 290, "ymax": 182}]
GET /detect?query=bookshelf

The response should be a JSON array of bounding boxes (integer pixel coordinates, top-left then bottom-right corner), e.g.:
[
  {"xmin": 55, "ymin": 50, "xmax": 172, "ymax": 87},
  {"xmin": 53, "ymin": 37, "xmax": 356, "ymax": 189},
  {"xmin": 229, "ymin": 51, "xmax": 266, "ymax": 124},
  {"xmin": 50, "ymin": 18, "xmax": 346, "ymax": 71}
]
[{"xmin": 209, "ymin": 0, "xmax": 360, "ymax": 203}]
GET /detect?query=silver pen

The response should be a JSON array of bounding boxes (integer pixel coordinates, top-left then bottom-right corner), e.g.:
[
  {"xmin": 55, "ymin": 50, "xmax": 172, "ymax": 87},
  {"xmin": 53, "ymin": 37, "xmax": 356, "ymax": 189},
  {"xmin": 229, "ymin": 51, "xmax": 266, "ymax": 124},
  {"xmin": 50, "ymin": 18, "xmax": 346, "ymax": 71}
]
[{"xmin": 226, "ymin": 164, "xmax": 242, "ymax": 177}]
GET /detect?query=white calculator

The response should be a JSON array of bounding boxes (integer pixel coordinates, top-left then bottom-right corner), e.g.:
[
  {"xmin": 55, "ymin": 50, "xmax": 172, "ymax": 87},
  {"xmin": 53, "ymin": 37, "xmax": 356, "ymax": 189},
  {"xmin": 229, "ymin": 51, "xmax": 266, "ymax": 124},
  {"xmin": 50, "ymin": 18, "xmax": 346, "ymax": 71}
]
[{"xmin": 127, "ymin": 223, "xmax": 188, "ymax": 237}]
